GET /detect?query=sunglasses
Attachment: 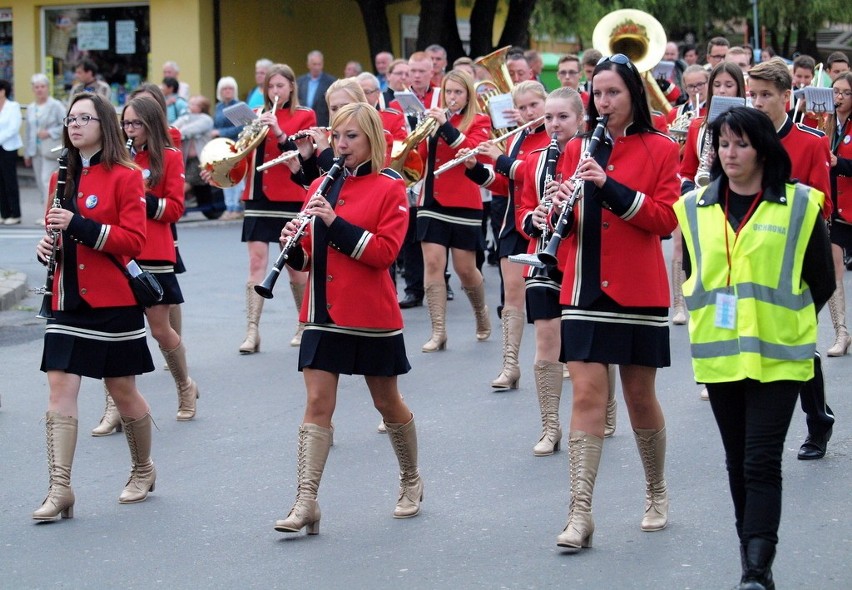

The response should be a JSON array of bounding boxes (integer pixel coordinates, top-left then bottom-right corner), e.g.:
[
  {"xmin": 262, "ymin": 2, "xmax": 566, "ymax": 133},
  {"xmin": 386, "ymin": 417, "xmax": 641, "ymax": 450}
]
[{"xmin": 597, "ymin": 53, "xmax": 632, "ymax": 67}]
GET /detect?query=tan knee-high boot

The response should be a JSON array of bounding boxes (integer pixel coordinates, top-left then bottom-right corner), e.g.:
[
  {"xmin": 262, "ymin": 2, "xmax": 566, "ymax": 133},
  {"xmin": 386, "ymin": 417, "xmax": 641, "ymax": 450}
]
[
  {"xmin": 32, "ymin": 412, "xmax": 77, "ymax": 520},
  {"xmin": 239, "ymin": 282, "xmax": 264, "ymax": 354},
  {"xmin": 163, "ymin": 304, "xmax": 183, "ymax": 370},
  {"xmin": 275, "ymin": 423, "xmax": 333, "ymax": 534},
  {"xmin": 827, "ymin": 281, "xmax": 851, "ymax": 356},
  {"xmin": 290, "ymin": 281, "xmax": 306, "ymax": 347},
  {"xmin": 385, "ymin": 416, "xmax": 424, "ymax": 518},
  {"xmin": 119, "ymin": 413, "xmax": 156, "ymax": 504},
  {"xmin": 671, "ymin": 258, "xmax": 687, "ymax": 325},
  {"xmin": 422, "ymin": 282, "xmax": 448, "ymax": 352},
  {"xmin": 533, "ymin": 360, "xmax": 563, "ymax": 456},
  {"xmin": 161, "ymin": 340, "xmax": 199, "ymax": 421},
  {"xmin": 604, "ymin": 365, "xmax": 617, "ymax": 438},
  {"xmin": 491, "ymin": 308, "xmax": 524, "ymax": 389},
  {"xmin": 91, "ymin": 382, "xmax": 122, "ymax": 436},
  {"xmin": 635, "ymin": 427, "xmax": 669, "ymax": 531},
  {"xmin": 462, "ymin": 280, "xmax": 491, "ymax": 341},
  {"xmin": 556, "ymin": 431, "xmax": 603, "ymax": 552}
]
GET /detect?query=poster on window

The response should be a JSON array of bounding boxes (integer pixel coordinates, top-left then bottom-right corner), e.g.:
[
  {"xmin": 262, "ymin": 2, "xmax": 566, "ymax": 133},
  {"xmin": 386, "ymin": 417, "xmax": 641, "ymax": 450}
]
[
  {"xmin": 115, "ymin": 21, "xmax": 135, "ymax": 54},
  {"xmin": 77, "ymin": 21, "xmax": 109, "ymax": 51}
]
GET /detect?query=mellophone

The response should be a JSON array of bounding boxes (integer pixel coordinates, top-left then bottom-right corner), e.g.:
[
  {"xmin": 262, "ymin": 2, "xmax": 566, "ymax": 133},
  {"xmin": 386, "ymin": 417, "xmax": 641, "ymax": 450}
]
[
  {"xmin": 254, "ymin": 157, "xmax": 345, "ymax": 299},
  {"xmin": 32, "ymin": 149, "xmax": 70, "ymax": 319},
  {"xmin": 433, "ymin": 115, "xmax": 546, "ymax": 177}
]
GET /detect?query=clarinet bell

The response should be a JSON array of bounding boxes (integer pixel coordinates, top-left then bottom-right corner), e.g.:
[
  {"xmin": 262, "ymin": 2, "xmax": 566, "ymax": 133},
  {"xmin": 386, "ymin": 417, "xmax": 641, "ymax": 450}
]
[{"xmin": 35, "ymin": 292, "xmax": 54, "ymax": 320}]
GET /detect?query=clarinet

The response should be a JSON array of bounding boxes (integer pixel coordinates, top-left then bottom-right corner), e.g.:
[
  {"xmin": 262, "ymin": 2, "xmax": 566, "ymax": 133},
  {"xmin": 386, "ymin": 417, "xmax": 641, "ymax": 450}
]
[
  {"xmin": 34, "ymin": 148, "xmax": 70, "ymax": 320},
  {"xmin": 255, "ymin": 157, "xmax": 345, "ymax": 299},
  {"xmin": 538, "ymin": 115, "xmax": 609, "ymax": 267}
]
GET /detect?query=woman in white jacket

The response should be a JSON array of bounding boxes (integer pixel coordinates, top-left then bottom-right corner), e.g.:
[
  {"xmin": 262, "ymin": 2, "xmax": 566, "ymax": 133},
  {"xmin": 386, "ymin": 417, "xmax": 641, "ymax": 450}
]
[{"xmin": 0, "ymin": 78, "xmax": 23, "ymax": 224}]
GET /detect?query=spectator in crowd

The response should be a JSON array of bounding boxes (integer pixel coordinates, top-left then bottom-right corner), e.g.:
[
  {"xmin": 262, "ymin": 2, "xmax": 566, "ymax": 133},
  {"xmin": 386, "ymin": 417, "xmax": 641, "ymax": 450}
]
[
  {"xmin": 297, "ymin": 50, "xmax": 336, "ymax": 127},
  {"xmin": 683, "ymin": 44, "xmax": 698, "ymax": 66},
  {"xmin": 211, "ymin": 76, "xmax": 246, "ymax": 219},
  {"xmin": 162, "ymin": 61, "xmax": 190, "ymax": 99},
  {"xmin": 0, "ymin": 78, "xmax": 22, "ymax": 225},
  {"xmin": 24, "ymin": 73, "xmax": 65, "ymax": 220},
  {"xmin": 374, "ymin": 51, "xmax": 393, "ymax": 91},
  {"xmin": 383, "ymin": 59, "xmax": 409, "ymax": 106},
  {"xmin": 246, "ymin": 58, "xmax": 273, "ymax": 108},
  {"xmin": 162, "ymin": 77, "xmax": 188, "ymax": 124},
  {"xmin": 426, "ymin": 44, "xmax": 447, "ymax": 87},
  {"xmin": 344, "ymin": 61, "xmax": 363, "ymax": 78},
  {"xmin": 69, "ymin": 58, "xmax": 111, "ymax": 102}
]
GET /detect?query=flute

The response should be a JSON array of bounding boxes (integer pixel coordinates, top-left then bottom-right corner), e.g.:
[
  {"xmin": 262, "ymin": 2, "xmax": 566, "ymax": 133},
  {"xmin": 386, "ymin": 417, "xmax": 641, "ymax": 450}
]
[
  {"xmin": 255, "ymin": 157, "xmax": 345, "ymax": 299},
  {"xmin": 256, "ymin": 148, "xmax": 311, "ymax": 172},
  {"xmin": 433, "ymin": 115, "xmax": 545, "ymax": 177}
]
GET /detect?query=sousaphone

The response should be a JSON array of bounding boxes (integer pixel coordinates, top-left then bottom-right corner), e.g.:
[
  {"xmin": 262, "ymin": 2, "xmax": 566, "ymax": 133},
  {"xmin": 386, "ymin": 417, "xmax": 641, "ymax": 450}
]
[{"xmin": 592, "ymin": 9, "xmax": 672, "ymax": 114}]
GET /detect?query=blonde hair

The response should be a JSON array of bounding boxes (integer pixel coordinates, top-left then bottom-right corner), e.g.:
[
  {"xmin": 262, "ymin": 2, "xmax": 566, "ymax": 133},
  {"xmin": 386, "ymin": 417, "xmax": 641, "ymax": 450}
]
[
  {"xmin": 441, "ymin": 69, "xmax": 479, "ymax": 132},
  {"xmin": 547, "ymin": 86, "xmax": 584, "ymax": 118},
  {"xmin": 331, "ymin": 103, "xmax": 385, "ymax": 172},
  {"xmin": 325, "ymin": 77, "xmax": 368, "ymax": 107},
  {"xmin": 512, "ymin": 80, "xmax": 547, "ymax": 103}
]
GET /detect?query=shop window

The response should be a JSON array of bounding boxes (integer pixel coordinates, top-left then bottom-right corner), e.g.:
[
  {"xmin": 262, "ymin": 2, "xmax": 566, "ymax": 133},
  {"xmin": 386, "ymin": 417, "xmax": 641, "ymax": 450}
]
[
  {"xmin": 0, "ymin": 9, "xmax": 12, "ymax": 89},
  {"xmin": 43, "ymin": 4, "xmax": 150, "ymax": 104}
]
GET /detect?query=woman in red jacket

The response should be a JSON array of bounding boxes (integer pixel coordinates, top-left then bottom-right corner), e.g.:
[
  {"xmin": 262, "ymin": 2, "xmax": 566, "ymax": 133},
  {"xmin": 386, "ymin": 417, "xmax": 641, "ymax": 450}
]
[
  {"xmin": 33, "ymin": 93, "xmax": 156, "ymax": 521},
  {"xmin": 120, "ymin": 96, "xmax": 198, "ymax": 421},
  {"xmin": 417, "ymin": 69, "xmax": 492, "ymax": 352},
  {"xmin": 551, "ymin": 55, "xmax": 679, "ymax": 552},
  {"xmin": 274, "ymin": 103, "xmax": 420, "ymax": 536},
  {"xmin": 825, "ymin": 71, "xmax": 852, "ymax": 356},
  {"xmin": 240, "ymin": 64, "xmax": 316, "ymax": 353}
]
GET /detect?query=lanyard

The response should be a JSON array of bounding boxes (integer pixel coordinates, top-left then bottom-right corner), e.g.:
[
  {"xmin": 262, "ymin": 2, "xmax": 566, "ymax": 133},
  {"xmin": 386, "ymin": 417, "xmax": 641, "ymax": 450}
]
[
  {"xmin": 723, "ymin": 187, "xmax": 762, "ymax": 287},
  {"xmin": 832, "ymin": 116, "xmax": 850, "ymax": 154}
]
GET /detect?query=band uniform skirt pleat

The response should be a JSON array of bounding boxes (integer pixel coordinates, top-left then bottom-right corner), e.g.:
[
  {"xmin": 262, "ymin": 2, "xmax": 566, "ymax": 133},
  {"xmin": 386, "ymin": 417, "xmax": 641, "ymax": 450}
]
[
  {"xmin": 560, "ymin": 294, "xmax": 670, "ymax": 368},
  {"xmin": 41, "ymin": 306, "xmax": 155, "ymax": 379},
  {"xmin": 242, "ymin": 200, "xmax": 300, "ymax": 243},
  {"xmin": 299, "ymin": 325, "xmax": 411, "ymax": 377}
]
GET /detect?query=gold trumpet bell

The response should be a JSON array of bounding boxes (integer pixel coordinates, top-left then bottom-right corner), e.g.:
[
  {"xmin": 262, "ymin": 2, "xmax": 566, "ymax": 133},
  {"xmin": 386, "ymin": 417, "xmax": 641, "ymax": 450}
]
[{"xmin": 592, "ymin": 9, "xmax": 666, "ymax": 74}]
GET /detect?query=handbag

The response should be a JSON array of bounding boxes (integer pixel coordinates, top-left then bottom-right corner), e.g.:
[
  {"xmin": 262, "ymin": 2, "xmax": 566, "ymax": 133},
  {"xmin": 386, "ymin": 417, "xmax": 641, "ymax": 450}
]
[{"xmin": 108, "ymin": 255, "xmax": 164, "ymax": 307}]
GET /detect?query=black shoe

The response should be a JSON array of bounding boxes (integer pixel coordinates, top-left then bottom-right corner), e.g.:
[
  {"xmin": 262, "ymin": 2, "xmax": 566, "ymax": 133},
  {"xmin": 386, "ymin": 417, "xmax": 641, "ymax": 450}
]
[
  {"xmin": 797, "ymin": 428, "xmax": 832, "ymax": 460},
  {"xmin": 398, "ymin": 294, "xmax": 423, "ymax": 309},
  {"xmin": 446, "ymin": 284, "xmax": 454, "ymax": 301}
]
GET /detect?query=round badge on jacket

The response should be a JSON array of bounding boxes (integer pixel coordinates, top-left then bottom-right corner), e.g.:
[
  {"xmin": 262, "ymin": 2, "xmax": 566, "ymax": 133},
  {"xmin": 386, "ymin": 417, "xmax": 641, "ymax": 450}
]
[{"xmin": 85, "ymin": 195, "xmax": 98, "ymax": 209}]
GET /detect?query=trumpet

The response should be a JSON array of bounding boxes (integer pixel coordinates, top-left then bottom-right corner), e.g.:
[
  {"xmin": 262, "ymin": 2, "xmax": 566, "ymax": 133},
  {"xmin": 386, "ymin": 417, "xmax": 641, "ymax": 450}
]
[
  {"xmin": 509, "ymin": 132, "xmax": 560, "ymax": 269},
  {"xmin": 538, "ymin": 115, "xmax": 609, "ymax": 267},
  {"xmin": 433, "ymin": 115, "xmax": 546, "ymax": 177},
  {"xmin": 255, "ymin": 157, "xmax": 345, "ymax": 299},
  {"xmin": 32, "ymin": 148, "xmax": 70, "ymax": 319}
]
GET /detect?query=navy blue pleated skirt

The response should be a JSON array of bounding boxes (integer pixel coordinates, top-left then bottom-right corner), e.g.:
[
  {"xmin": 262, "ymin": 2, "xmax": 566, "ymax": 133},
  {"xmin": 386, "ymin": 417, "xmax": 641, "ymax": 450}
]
[
  {"xmin": 298, "ymin": 324, "xmax": 411, "ymax": 377},
  {"xmin": 41, "ymin": 306, "xmax": 155, "ymax": 379},
  {"xmin": 242, "ymin": 200, "xmax": 300, "ymax": 243}
]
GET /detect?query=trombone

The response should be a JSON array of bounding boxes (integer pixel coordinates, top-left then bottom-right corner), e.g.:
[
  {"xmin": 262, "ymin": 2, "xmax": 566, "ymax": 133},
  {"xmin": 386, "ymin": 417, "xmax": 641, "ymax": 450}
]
[{"xmin": 433, "ymin": 115, "xmax": 545, "ymax": 177}]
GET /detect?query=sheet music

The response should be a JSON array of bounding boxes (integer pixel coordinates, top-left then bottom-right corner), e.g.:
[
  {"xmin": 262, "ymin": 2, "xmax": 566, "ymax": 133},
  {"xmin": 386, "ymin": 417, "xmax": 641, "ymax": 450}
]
[
  {"xmin": 223, "ymin": 103, "xmax": 258, "ymax": 127},
  {"xmin": 707, "ymin": 96, "xmax": 747, "ymax": 124},
  {"xmin": 392, "ymin": 91, "xmax": 426, "ymax": 115},
  {"xmin": 487, "ymin": 93, "xmax": 515, "ymax": 129},
  {"xmin": 793, "ymin": 87, "xmax": 835, "ymax": 114}
]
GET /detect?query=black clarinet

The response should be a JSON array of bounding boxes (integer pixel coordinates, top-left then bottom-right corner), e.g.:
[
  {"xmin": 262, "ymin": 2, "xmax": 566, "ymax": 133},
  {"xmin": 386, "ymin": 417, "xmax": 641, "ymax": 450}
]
[
  {"xmin": 34, "ymin": 148, "xmax": 70, "ymax": 320},
  {"xmin": 538, "ymin": 116, "xmax": 609, "ymax": 267},
  {"xmin": 255, "ymin": 157, "xmax": 345, "ymax": 299}
]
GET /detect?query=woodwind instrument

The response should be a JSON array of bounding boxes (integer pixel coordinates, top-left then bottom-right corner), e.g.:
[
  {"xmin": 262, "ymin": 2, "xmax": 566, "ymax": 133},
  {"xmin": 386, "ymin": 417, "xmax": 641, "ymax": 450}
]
[
  {"xmin": 256, "ymin": 149, "xmax": 306, "ymax": 172},
  {"xmin": 509, "ymin": 132, "xmax": 560, "ymax": 269},
  {"xmin": 255, "ymin": 157, "xmax": 345, "ymax": 299},
  {"xmin": 433, "ymin": 115, "xmax": 546, "ymax": 177},
  {"xmin": 33, "ymin": 148, "xmax": 70, "ymax": 319},
  {"xmin": 538, "ymin": 115, "xmax": 609, "ymax": 267}
]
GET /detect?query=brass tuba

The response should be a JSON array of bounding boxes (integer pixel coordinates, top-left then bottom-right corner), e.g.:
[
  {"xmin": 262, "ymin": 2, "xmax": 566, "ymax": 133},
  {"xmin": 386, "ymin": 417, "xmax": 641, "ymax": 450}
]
[
  {"xmin": 200, "ymin": 96, "xmax": 278, "ymax": 188},
  {"xmin": 474, "ymin": 46, "xmax": 515, "ymax": 137},
  {"xmin": 592, "ymin": 9, "xmax": 672, "ymax": 115}
]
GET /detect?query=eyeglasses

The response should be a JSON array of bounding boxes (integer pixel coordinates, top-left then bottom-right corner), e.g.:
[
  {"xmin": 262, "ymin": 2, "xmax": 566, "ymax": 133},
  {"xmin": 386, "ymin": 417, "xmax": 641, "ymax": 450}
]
[
  {"xmin": 598, "ymin": 54, "xmax": 631, "ymax": 66},
  {"xmin": 364, "ymin": 88, "xmax": 379, "ymax": 95},
  {"xmin": 709, "ymin": 54, "xmax": 726, "ymax": 60},
  {"xmin": 63, "ymin": 115, "xmax": 100, "ymax": 127},
  {"xmin": 685, "ymin": 81, "xmax": 707, "ymax": 92},
  {"xmin": 833, "ymin": 90, "xmax": 852, "ymax": 98},
  {"xmin": 558, "ymin": 69, "xmax": 580, "ymax": 77},
  {"xmin": 121, "ymin": 119, "xmax": 144, "ymax": 129}
]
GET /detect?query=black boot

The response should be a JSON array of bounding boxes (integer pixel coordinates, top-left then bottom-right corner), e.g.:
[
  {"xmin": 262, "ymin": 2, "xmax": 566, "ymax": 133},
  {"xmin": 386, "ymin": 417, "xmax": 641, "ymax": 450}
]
[{"xmin": 737, "ymin": 538, "xmax": 775, "ymax": 590}]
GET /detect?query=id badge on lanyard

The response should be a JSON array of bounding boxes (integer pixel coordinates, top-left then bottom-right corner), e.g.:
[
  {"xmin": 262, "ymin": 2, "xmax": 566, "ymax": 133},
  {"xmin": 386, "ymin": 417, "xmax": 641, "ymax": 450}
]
[{"xmin": 715, "ymin": 289, "xmax": 737, "ymax": 330}]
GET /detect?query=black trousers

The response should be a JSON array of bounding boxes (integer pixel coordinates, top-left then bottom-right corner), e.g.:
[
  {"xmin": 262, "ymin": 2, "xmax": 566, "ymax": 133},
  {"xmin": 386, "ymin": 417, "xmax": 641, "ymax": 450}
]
[
  {"xmin": 0, "ymin": 147, "xmax": 20, "ymax": 219},
  {"xmin": 799, "ymin": 352, "xmax": 834, "ymax": 437},
  {"xmin": 400, "ymin": 206, "xmax": 423, "ymax": 299},
  {"xmin": 707, "ymin": 379, "xmax": 800, "ymax": 546}
]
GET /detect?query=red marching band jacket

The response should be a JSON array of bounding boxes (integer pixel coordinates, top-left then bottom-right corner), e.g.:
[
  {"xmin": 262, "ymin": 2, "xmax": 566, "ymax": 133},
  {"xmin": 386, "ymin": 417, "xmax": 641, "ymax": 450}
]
[
  {"xmin": 289, "ymin": 167, "xmax": 409, "ymax": 329},
  {"xmin": 47, "ymin": 162, "xmax": 148, "ymax": 309},
  {"xmin": 558, "ymin": 130, "xmax": 680, "ymax": 308},
  {"xmin": 834, "ymin": 121, "xmax": 852, "ymax": 223},
  {"xmin": 417, "ymin": 112, "xmax": 491, "ymax": 209},
  {"xmin": 133, "ymin": 147, "xmax": 185, "ymax": 262},
  {"xmin": 779, "ymin": 116, "xmax": 833, "ymax": 218},
  {"xmin": 243, "ymin": 106, "xmax": 316, "ymax": 202}
]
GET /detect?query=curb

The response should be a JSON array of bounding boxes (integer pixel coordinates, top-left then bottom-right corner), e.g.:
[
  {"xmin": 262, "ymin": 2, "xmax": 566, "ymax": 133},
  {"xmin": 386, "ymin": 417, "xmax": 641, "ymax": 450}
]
[{"xmin": 0, "ymin": 268, "xmax": 29, "ymax": 312}]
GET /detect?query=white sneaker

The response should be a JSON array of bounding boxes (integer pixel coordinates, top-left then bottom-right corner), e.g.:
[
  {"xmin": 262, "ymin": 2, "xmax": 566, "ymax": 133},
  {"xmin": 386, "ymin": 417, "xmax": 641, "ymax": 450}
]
[
  {"xmin": 699, "ymin": 387, "xmax": 709, "ymax": 401},
  {"xmin": 3, "ymin": 217, "xmax": 21, "ymax": 225}
]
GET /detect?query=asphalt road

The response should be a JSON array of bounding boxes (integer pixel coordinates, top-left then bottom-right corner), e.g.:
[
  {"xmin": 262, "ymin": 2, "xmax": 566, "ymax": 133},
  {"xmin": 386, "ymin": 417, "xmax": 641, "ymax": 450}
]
[{"xmin": 1, "ymin": 218, "xmax": 850, "ymax": 589}]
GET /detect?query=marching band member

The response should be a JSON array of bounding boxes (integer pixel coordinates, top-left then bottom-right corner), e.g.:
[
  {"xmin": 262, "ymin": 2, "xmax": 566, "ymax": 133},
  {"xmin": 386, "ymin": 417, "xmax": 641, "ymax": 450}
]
[
  {"xmin": 825, "ymin": 71, "xmax": 852, "ymax": 356},
  {"xmin": 239, "ymin": 64, "xmax": 316, "ymax": 352},
  {"xmin": 33, "ymin": 93, "xmax": 156, "ymax": 520},
  {"xmin": 356, "ymin": 72, "xmax": 407, "ymax": 142},
  {"xmin": 121, "ymin": 96, "xmax": 198, "ymax": 421},
  {"xmin": 747, "ymin": 57, "xmax": 835, "ymax": 461},
  {"xmin": 676, "ymin": 62, "xmax": 746, "ymax": 333},
  {"xmin": 417, "ymin": 69, "xmax": 493, "ymax": 352},
  {"xmin": 462, "ymin": 80, "xmax": 550, "ymax": 389},
  {"xmin": 552, "ymin": 54, "xmax": 679, "ymax": 551},
  {"xmin": 274, "ymin": 103, "xmax": 419, "ymax": 535},
  {"xmin": 665, "ymin": 64, "xmax": 708, "ymax": 127}
]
